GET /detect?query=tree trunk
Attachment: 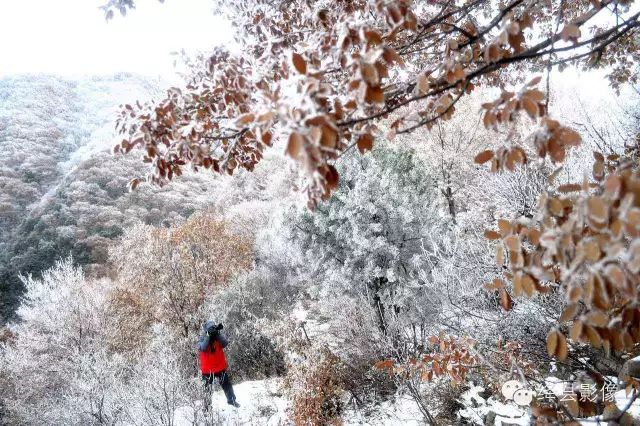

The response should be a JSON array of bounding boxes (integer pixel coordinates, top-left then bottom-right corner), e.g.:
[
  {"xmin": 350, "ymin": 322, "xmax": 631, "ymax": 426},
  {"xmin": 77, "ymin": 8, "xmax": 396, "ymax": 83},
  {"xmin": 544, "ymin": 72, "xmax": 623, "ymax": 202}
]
[{"xmin": 443, "ymin": 186, "xmax": 456, "ymax": 224}]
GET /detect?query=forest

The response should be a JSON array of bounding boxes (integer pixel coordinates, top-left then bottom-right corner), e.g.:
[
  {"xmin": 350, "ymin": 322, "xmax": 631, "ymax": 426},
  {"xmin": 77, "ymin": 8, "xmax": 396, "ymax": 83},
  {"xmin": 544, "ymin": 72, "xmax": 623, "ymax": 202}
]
[{"xmin": 1, "ymin": 0, "xmax": 640, "ymax": 425}]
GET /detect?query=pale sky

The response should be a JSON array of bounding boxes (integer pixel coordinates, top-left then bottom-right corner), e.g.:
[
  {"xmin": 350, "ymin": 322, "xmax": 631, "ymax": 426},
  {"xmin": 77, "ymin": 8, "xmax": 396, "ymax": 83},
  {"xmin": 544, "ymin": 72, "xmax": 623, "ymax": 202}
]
[{"xmin": 0, "ymin": 0, "xmax": 234, "ymax": 77}]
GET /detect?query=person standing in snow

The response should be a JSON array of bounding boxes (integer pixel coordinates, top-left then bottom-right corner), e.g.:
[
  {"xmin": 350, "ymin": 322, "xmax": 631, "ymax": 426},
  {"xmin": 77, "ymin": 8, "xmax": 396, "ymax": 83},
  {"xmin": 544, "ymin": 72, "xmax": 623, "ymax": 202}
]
[{"xmin": 198, "ymin": 320, "xmax": 240, "ymax": 408}]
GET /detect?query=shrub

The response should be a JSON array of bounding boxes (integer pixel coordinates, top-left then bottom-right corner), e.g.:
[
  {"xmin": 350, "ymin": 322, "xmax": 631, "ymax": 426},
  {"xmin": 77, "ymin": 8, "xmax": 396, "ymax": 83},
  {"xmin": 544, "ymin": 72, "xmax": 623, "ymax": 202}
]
[{"xmin": 286, "ymin": 348, "xmax": 345, "ymax": 426}]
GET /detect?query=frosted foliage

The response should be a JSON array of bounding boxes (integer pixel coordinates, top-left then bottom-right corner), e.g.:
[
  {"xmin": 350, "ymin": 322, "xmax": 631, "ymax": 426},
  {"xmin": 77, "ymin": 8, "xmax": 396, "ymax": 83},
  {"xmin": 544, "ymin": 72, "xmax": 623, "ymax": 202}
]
[
  {"xmin": 286, "ymin": 146, "xmax": 452, "ymax": 359},
  {"xmin": 1, "ymin": 259, "xmax": 125, "ymax": 425},
  {"xmin": 1, "ymin": 260, "xmax": 205, "ymax": 425},
  {"xmin": 120, "ymin": 327, "xmax": 198, "ymax": 426},
  {"xmin": 294, "ymin": 147, "xmax": 440, "ymax": 292}
]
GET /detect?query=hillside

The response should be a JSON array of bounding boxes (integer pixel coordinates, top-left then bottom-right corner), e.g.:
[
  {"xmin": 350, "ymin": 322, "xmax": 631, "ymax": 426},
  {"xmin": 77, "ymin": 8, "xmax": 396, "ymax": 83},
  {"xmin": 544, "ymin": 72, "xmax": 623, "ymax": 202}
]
[{"xmin": 0, "ymin": 74, "xmax": 220, "ymax": 321}]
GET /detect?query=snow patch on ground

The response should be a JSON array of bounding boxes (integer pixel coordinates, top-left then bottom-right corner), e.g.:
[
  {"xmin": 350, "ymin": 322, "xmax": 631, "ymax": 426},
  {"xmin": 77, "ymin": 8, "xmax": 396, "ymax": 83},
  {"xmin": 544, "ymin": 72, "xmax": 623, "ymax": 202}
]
[
  {"xmin": 458, "ymin": 384, "xmax": 530, "ymax": 426},
  {"xmin": 174, "ymin": 379, "xmax": 288, "ymax": 426},
  {"xmin": 343, "ymin": 394, "xmax": 425, "ymax": 425}
]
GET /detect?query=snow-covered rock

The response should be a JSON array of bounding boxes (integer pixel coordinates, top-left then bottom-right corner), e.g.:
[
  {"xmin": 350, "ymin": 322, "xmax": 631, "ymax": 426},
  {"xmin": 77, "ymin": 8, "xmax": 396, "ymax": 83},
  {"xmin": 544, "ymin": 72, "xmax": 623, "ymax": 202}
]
[
  {"xmin": 458, "ymin": 385, "xmax": 530, "ymax": 426},
  {"xmin": 619, "ymin": 356, "xmax": 640, "ymax": 385}
]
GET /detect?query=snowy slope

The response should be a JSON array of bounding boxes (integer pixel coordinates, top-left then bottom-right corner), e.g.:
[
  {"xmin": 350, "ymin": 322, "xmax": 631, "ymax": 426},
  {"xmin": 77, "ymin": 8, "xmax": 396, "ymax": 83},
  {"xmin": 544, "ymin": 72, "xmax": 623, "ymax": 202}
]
[
  {"xmin": 174, "ymin": 379, "xmax": 288, "ymax": 426},
  {"xmin": 173, "ymin": 378, "xmax": 428, "ymax": 426}
]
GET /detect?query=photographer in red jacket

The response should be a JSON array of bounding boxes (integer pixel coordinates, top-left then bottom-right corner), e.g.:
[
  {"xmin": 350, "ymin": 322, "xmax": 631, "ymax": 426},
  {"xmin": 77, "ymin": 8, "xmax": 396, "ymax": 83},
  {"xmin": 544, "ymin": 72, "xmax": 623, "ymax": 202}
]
[{"xmin": 198, "ymin": 320, "xmax": 239, "ymax": 408}]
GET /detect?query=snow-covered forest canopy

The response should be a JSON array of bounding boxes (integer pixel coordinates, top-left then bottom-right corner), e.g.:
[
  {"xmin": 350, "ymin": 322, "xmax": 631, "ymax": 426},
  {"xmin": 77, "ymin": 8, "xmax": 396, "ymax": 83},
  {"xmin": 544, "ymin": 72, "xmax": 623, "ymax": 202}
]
[{"xmin": 1, "ymin": 0, "xmax": 640, "ymax": 425}]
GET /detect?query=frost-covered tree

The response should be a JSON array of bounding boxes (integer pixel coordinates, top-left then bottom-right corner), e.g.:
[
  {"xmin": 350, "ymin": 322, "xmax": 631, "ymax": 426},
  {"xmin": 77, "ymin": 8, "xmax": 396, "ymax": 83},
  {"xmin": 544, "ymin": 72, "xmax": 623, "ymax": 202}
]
[
  {"xmin": 0, "ymin": 259, "xmax": 126, "ymax": 425},
  {"xmin": 289, "ymin": 145, "xmax": 443, "ymax": 355},
  {"xmin": 0, "ymin": 258, "xmax": 222, "ymax": 425},
  {"xmin": 119, "ymin": 325, "xmax": 199, "ymax": 426}
]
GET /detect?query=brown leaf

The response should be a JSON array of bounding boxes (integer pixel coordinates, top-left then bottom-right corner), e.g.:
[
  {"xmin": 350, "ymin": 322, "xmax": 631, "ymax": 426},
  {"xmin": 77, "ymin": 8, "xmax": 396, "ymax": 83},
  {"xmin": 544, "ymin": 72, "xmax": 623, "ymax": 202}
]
[
  {"xmin": 500, "ymin": 288, "xmax": 513, "ymax": 311},
  {"xmin": 557, "ymin": 331, "xmax": 568, "ymax": 360},
  {"xmin": 286, "ymin": 132, "xmax": 304, "ymax": 159},
  {"xmin": 291, "ymin": 52, "xmax": 307, "ymax": 74},
  {"xmin": 585, "ymin": 325, "xmax": 602, "ymax": 348},
  {"xmin": 558, "ymin": 184, "xmax": 582, "ymax": 193},
  {"xmin": 484, "ymin": 278, "xmax": 504, "ymax": 291},
  {"xmin": 513, "ymin": 273, "xmax": 523, "ymax": 297},
  {"xmin": 474, "ymin": 150, "xmax": 494, "ymax": 165},
  {"xmin": 257, "ymin": 111, "xmax": 276, "ymax": 123},
  {"xmin": 547, "ymin": 330, "xmax": 558, "ymax": 356},
  {"xmin": 525, "ymin": 89, "xmax": 545, "ymax": 102},
  {"xmin": 357, "ymin": 133, "xmax": 374, "ymax": 154},
  {"xmin": 483, "ymin": 111, "xmax": 497, "ymax": 129},
  {"xmin": 604, "ymin": 174, "xmax": 621, "ymax": 199},
  {"xmin": 521, "ymin": 96, "xmax": 539, "ymax": 119},
  {"xmin": 585, "ymin": 311, "xmax": 608, "ymax": 328},
  {"xmin": 416, "ymin": 72, "xmax": 429, "ymax": 95},
  {"xmin": 629, "ymin": 241, "xmax": 640, "ymax": 274},
  {"xmin": 604, "ymin": 264, "xmax": 626, "ymax": 291},
  {"xmin": 522, "ymin": 275, "xmax": 535, "ymax": 297},
  {"xmin": 235, "ymin": 113, "xmax": 255, "ymax": 126},
  {"xmin": 570, "ymin": 320, "xmax": 583, "ymax": 341},
  {"xmin": 261, "ymin": 131, "xmax": 273, "ymax": 146},
  {"xmin": 365, "ymin": 86, "xmax": 385, "ymax": 104},
  {"xmin": 587, "ymin": 197, "xmax": 608, "ymax": 224},
  {"xmin": 361, "ymin": 63, "xmax": 379, "ymax": 86},
  {"xmin": 319, "ymin": 125, "xmax": 338, "ymax": 149},
  {"xmin": 129, "ymin": 178, "xmax": 141, "ymax": 192},
  {"xmin": 593, "ymin": 160, "xmax": 605, "ymax": 181},
  {"xmin": 382, "ymin": 47, "xmax": 404, "ymax": 66},
  {"xmin": 504, "ymin": 235, "xmax": 520, "ymax": 252},
  {"xmin": 374, "ymin": 359, "xmax": 394, "ymax": 370},
  {"xmin": 557, "ymin": 128, "xmax": 581, "ymax": 146},
  {"xmin": 484, "ymin": 230, "xmax": 501, "ymax": 240},
  {"xmin": 548, "ymin": 197, "xmax": 564, "ymax": 216},
  {"xmin": 580, "ymin": 239, "xmax": 601, "ymax": 262},
  {"xmin": 497, "ymin": 219, "xmax": 512, "ymax": 236},
  {"xmin": 527, "ymin": 75, "xmax": 542, "ymax": 86},
  {"xmin": 324, "ymin": 165, "xmax": 339, "ymax": 190},
  {"xmin": 548, "ymin": 137, "xmax": 566, "ymax": 163},
  {"xmin": 560, "ymin": 24, "xmax": 581, "ymax": 42}
]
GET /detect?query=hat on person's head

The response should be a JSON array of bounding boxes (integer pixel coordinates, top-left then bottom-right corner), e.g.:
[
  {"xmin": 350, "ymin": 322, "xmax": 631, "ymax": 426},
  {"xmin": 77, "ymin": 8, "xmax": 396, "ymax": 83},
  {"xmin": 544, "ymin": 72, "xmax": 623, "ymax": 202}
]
[{"xmin": 203, "ymin": 320, "xmax": 217, "ymax": 331}]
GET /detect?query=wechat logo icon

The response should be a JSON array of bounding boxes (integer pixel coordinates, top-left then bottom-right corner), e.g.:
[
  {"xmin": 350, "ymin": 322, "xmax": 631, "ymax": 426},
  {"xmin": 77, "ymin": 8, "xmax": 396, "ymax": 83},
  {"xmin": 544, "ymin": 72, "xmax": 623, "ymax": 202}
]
[{"xmin": 501, "ymin": 380, "xmax": 535, "ymax": 406}]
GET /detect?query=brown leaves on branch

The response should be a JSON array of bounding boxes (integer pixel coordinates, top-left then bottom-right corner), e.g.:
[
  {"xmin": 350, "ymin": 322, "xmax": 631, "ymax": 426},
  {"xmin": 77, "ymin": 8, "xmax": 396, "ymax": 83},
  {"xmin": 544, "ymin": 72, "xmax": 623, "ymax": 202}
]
[
  {"xmin": 112, "ymin": 0, "xmax": 638, "ymax": 208},
  {"xmin": 481, "ymin": 77, "xmax": 546, "ymax": 130},
  {"xmin": 106, "ymin": 2, "xmax": 640, "ymax": 412},
  {"xmin": 487, "ymin": 152, "xmax": 640, "ymax": 358},
  {"xmin": 483, "ymin": 11, "xmax": 533, "ymax": 63},
  {"xmin": 114, "ymin": 49, "xmax": 273, "ymax": 184},
  {"xmin": 375, "ymin": 334, "xmax": 479, "ymax": 383},
  {"xmin": 475, "ymin": 77, "xmax": 583, "ymax": 173},
  {"xmin": 534, "ymin": 119, "xmax": 582, "ymax": 164},
  {"xmin": 546, "ymin": 329, "xmax": 568, "ymax": 361}
]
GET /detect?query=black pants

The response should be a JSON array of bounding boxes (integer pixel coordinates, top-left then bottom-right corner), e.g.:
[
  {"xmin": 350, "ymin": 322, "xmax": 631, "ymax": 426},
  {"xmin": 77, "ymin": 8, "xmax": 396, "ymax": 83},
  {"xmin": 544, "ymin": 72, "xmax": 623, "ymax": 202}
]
[{"xmin": 203, "ymin": 371, "xmax": 236, "ymax": 405}]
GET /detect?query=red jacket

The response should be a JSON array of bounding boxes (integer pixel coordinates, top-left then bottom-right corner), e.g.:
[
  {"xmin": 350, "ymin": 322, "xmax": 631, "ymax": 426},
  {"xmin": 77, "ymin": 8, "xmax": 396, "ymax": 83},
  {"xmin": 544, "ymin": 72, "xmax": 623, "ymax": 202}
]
[{"xmin": 199, "ymin": 340, "xmax": 228, "ymax": 374}]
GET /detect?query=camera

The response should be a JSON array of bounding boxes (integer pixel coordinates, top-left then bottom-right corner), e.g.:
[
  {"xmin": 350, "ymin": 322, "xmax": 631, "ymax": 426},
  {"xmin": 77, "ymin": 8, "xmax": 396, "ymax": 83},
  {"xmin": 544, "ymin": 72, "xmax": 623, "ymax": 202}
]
[{"xmin": 207, "ymin": 323, "xmax": 223, "ymax": 335}]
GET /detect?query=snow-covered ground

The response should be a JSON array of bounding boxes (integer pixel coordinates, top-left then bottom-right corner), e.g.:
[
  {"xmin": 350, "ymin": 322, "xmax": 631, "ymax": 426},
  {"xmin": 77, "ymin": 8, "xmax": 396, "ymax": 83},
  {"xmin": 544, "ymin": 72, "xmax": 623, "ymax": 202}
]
[
  {"xmin": 173, "ymin": 378, "xmax": 428, "ymax": 426},
  {"xmin": 342, "ymin": 394, "xmax": 425, "ymax": 425},
  {"xmin": 174, "ymin": 379, "xmax": 288, "ymax": 426}
]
